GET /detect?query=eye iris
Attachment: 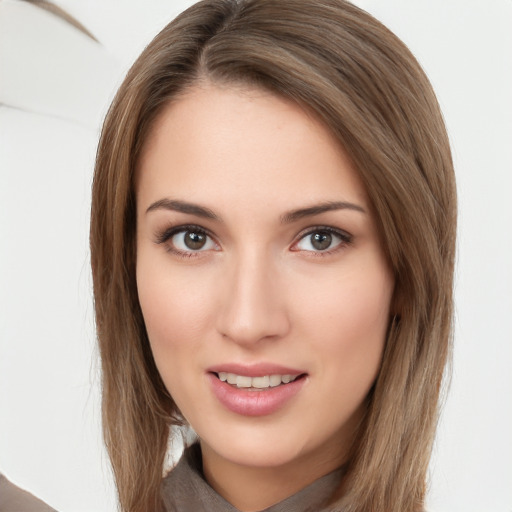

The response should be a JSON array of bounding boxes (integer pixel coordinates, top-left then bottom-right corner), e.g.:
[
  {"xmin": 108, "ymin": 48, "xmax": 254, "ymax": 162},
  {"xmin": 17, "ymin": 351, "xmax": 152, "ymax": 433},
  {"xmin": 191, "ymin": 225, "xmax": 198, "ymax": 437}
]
[
  {"xmin": 184, "ymin": 231, "xmax": 206, "ymax": 250},
  {"xmin": 311, "ymin": 232, "xmax": 332, "ymax": 250}
]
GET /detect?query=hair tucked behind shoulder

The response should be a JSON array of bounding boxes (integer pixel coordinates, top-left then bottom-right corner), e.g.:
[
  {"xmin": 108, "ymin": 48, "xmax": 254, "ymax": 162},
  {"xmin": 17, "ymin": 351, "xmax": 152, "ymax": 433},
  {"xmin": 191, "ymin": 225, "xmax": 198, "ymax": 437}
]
[{"xmin": 90, "ymin": 1, "xmax": 456, "ymax": 511}]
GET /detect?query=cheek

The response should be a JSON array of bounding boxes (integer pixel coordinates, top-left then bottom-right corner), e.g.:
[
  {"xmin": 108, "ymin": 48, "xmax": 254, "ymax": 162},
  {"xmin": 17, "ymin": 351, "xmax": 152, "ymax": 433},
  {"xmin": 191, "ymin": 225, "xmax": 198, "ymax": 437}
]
[
  {"xmin": 136, "ymin": 256, "xmax": 222, "ymax": 420},
  {"xmin": 136, "ymin": 254, "xmax": 217, "ymax": 366},
  {"xmin": 291, "ymin": 258, "xmax": 393, "ymax": 382}
]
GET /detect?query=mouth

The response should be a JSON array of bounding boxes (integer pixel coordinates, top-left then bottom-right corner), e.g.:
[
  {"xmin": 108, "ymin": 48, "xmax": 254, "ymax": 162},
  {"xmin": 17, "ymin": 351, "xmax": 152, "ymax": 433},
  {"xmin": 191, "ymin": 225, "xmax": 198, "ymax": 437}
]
[
  {"xmin": 207, "ymin": 368, "xmax": 308, "ymax": 416},
  {"xmin": 210, "ymin": 371, "xmax": 307, "ymax": 391}
]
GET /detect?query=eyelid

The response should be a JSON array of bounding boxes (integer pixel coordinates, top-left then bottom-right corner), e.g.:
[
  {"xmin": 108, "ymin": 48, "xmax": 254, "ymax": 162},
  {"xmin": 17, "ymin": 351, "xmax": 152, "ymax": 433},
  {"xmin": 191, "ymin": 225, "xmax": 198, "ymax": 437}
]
[
  {"xmin": 154, "ymin": 224, "xmax": 220, "ymax": 255},
  {"xmin": 154, "ymin": 223, "xmax": 209, "ymax": 243},
  {"xmin": 290, "ymin": 225, "xmax": 353, "ymax": 253},
  {"xmin": 153, "ymin": 223, "xmax": 352, "ymax": 256}
]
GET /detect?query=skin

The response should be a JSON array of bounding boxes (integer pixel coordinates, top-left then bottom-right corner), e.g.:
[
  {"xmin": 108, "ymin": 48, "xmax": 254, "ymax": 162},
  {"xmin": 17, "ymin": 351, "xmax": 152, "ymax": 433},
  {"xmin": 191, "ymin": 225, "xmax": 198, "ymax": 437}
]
[{"xmin": 136, "ymin": 83, "xmax": 394, "ymax": 511}]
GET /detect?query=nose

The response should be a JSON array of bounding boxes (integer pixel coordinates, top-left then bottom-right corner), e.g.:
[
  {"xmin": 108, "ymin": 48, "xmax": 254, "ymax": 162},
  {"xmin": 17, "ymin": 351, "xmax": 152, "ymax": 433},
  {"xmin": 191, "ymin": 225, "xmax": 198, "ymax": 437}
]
[{"xmin": 215, "ymin": 249, "xmax": 291, "ymax": 346}]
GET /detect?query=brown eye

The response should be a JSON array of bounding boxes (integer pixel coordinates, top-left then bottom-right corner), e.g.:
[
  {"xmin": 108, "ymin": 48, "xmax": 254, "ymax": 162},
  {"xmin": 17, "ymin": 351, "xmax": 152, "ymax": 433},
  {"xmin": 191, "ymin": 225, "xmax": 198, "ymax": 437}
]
[
  {"xmin": 184, "ymin": 231, "xmax": 207, "ymax": 250},
  {"xmin": 294, "ymin": 228, "xmax": 351, "ymax": 253},
  {"xmin": 311, "ymin": 232, "xmax": 332, "ymax": 250},
  {"xmin": 170, "ymin": 228, "xmax": 217, "ymax": 253}
]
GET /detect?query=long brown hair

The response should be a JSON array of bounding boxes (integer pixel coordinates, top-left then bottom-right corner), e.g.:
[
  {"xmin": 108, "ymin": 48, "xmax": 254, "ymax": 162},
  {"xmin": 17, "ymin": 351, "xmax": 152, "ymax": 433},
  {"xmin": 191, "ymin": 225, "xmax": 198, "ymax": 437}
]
[{"xmin": 90, "ymin": 1, "xmax": 456, "ymax": 511}]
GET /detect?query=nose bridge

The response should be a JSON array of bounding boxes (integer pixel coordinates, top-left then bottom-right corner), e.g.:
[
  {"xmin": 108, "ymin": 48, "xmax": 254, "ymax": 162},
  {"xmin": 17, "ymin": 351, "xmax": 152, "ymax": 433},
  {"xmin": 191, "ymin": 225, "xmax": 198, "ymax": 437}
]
[{"xmin": 216, "ymin": 246, "xmax": 289, "ymax": 345}]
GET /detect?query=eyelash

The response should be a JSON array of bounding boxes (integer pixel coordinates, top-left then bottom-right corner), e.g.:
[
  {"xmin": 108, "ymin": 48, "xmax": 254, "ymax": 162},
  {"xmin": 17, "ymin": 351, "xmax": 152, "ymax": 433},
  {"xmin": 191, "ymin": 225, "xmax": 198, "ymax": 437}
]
[
  {"xmin": 155, "ymin": 224, "xmax": 217, "ymax": 258},
  {"xmin": 154, "ymin": 224, "xmax": 353, "ymax": 259},
  {"xmin": 292, "ymin": 226, "xmax": 353, "ymax": 256}
]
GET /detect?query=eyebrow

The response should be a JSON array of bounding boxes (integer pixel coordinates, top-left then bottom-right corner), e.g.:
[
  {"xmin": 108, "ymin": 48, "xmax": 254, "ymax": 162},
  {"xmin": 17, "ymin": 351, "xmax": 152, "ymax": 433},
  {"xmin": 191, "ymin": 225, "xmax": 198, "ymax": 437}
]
[
  {"xmin": 280, "ymin": 201, "xmax": 366, "ymax": 223},
  {"xmin": 145, "ymin": 198, "xmax": 365, "ymax": 223},
  {"xmin": 145, "ymin": 199, "xmax": 220, "ymax": 220}
]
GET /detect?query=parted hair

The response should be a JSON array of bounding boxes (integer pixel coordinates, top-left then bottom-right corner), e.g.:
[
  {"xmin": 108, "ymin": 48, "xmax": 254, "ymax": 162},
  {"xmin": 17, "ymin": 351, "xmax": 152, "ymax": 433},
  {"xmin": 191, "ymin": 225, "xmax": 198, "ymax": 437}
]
[{"xmin": 90, "ymin": 1, "xmax": 456, "ymax": 511}]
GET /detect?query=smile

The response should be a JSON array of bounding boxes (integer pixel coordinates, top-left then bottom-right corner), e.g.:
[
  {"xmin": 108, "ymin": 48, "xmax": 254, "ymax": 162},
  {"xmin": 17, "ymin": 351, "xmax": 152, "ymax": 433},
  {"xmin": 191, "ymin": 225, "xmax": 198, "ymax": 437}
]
[
  {"xmin": 208, "ymin": 370, "xmax": 307, "ymax": 416},
  {"xmin": 217, "ymin": 372, "xmax": 300, "ymax": 389}
]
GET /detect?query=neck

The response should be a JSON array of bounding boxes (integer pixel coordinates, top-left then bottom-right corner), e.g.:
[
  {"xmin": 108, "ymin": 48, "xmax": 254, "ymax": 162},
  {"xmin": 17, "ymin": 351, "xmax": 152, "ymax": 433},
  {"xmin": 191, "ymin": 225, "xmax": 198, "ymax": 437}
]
[{"xmin": 200, "ymin": 440, "xmax": 346, "ymax": 512}]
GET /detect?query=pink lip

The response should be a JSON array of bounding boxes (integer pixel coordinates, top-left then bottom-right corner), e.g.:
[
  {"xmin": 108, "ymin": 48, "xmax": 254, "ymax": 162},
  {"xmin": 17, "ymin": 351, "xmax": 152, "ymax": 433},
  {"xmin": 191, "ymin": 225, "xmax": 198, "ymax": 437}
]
[
  {"xmin": 207, "ymin": 362, "xmax": 305, "ymax": 377},
  {"xmin": 206, "ymin": 364, "xmax": 307, "ymax": 417}
]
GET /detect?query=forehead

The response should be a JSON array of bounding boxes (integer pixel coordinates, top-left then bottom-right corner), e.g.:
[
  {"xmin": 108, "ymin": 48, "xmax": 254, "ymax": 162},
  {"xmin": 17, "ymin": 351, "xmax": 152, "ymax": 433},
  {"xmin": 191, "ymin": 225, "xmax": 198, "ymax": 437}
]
[{"xmin": 136, "ymin": 83, "xmax": 368, "ymax": 213}]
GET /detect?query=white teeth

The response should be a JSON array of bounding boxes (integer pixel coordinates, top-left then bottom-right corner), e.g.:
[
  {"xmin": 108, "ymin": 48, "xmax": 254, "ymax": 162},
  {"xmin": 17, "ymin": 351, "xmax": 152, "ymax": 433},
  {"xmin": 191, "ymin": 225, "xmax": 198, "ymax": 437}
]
[
  {"xmin": 252, "ymin": 376, "xmax": 270, "ymax": 388},
  {"xmin": 217, "ymin": 372, "xmax": 299, "ymax": 388},
  {"xmin": 269, "ymin": 375, "xmax": 282, "ymax": 387},
  {"xmin": 235, "ymin": 375, "xmax": 252, "ymax": 388}
]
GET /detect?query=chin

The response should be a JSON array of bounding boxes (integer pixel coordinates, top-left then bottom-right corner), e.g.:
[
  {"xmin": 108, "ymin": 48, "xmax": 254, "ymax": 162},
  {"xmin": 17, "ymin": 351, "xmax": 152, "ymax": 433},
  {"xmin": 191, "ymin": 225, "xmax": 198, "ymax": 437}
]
[
  {"xmin": 197, "ymin": 418, "xmax": 330, "ymax": 470},
  {"xmin": 214, "ymin": 439, "xmax": 306, "ymax": 469}
]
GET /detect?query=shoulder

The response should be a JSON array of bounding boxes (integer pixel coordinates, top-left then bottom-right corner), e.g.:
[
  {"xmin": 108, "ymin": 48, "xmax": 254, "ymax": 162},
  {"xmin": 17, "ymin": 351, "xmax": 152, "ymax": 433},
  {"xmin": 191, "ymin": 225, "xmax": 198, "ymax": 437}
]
[{"xmin": 0, "ymin": 474, "xmax": 57, "ymax": 512}]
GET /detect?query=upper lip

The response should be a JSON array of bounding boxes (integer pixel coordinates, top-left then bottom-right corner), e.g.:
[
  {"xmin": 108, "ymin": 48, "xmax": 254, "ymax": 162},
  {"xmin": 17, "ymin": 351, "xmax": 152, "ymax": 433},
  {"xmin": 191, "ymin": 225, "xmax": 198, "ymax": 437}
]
[{"xmin": 207, "ymin": 363, "xmax": 306, "ymax": 377}]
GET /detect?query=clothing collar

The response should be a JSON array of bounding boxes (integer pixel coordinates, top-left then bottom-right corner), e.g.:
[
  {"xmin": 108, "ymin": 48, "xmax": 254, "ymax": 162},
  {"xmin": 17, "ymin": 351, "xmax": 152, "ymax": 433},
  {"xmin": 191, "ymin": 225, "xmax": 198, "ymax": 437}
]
[{"xmin": 162, "ymin": 443, "xmax": 345, "ymax": 512}]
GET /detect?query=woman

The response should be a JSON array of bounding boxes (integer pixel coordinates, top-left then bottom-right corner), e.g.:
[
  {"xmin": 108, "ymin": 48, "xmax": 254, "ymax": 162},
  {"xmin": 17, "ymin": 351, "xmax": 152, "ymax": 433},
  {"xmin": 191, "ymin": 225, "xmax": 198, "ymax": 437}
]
[{"xmin": 90, "ymin": 1, "xmax": 456, "ymax": 511}]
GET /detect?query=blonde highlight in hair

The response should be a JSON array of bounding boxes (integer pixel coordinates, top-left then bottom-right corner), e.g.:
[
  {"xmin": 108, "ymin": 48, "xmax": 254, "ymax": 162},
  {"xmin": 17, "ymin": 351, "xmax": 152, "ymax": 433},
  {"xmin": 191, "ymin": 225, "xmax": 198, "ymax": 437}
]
[{"xmin": 90, "ymin": 1, "xmax": 456, "ymax": 511}]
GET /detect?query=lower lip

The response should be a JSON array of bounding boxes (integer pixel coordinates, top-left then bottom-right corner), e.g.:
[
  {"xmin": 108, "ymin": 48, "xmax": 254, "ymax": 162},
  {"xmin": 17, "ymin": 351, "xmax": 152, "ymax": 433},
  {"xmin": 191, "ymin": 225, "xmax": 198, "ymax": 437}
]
[{"xmin": 207, "ymin": 373, "xmax": 306, "ymax": 416}]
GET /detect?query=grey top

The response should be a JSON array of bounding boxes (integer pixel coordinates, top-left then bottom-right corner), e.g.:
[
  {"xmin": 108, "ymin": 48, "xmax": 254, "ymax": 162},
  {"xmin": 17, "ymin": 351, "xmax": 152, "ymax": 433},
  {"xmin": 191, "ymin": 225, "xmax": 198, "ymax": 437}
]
[
  {"xmin": 0, "ymin": 474, "xmax": 57, "ymax": 512},
  {"xmin": 162, "ymin": 444, "xmax": 344, "ymax": 512}
]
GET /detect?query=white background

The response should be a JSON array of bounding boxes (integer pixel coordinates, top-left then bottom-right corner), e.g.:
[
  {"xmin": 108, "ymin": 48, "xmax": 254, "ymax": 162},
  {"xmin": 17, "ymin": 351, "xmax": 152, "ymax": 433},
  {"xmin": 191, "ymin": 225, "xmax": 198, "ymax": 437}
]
[{"xmin": 0, "ymin": 1, "xmax": 511, "ymax": 511}]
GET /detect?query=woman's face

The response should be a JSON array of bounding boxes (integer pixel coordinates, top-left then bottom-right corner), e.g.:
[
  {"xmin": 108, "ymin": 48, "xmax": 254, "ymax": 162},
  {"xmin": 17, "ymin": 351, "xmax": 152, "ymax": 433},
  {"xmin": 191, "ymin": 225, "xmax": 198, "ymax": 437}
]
[{"xmin": 136, "ymin": 84, "xmax": 394, "ymax": 475}]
